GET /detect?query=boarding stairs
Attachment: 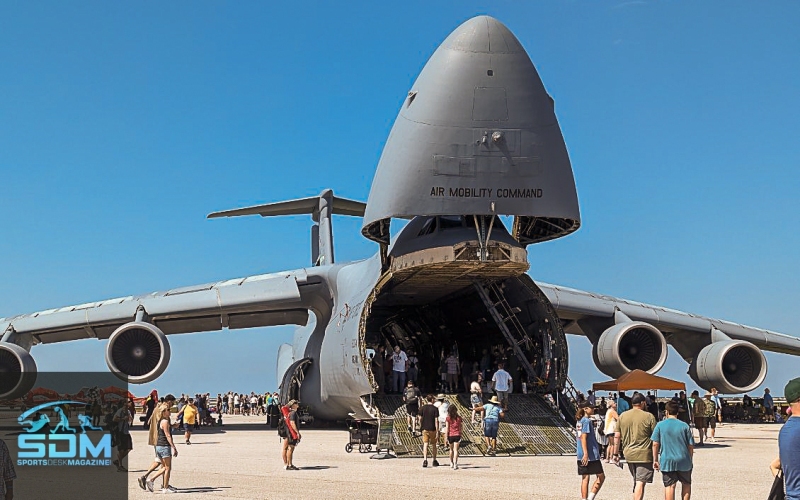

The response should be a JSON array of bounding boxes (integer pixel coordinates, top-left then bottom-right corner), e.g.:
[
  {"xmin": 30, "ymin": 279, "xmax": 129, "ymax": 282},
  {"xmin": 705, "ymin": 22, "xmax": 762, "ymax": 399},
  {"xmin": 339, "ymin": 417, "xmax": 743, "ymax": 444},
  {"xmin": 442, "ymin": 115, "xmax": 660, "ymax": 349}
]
[{"xmin": 362, "ymin": 393, "xmax": 575, "ymax": 458}]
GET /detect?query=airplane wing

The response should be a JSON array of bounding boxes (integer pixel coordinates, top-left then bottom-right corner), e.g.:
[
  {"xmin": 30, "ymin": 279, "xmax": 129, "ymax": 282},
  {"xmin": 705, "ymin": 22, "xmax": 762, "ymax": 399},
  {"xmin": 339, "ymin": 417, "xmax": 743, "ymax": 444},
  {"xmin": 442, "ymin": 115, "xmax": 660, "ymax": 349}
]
[
  {"xmin": 0, "ymin": 269, "xmax": 321, "ymax": 345},
  {"xmin": 536, "ymin": 281, "xmax": 800, "ymax": 358}
]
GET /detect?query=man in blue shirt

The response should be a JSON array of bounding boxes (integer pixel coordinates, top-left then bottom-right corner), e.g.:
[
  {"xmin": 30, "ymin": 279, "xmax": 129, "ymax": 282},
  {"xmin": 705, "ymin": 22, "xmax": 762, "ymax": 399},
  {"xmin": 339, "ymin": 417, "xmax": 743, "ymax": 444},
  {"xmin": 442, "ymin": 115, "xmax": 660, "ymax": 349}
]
[
  {"xmin": 772, "ymin": 377, "xmax": 800, "ymax": 500},
  {"xmin": 617, "ymin": 392, "xmax": 631, "ymax": 413},
  {"xmin": 652, "ymin": 401, "xmax": 694, "ymax": 500},
  {"xmin": 576, "ymin": 402, "xmax": 605, "ymax": 500},
  {"xmin": 764, "ymin": 388, "xmax": 775, "ymax": 422}
]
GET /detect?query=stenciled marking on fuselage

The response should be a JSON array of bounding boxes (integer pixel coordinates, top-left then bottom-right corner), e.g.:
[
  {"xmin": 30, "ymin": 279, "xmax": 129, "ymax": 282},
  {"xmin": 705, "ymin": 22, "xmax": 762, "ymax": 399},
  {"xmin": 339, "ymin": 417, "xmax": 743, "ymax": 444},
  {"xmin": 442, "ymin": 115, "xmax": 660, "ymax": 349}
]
[{"xmin": 429, "ymin": 187, "xmax": 543, "ymax": 198}]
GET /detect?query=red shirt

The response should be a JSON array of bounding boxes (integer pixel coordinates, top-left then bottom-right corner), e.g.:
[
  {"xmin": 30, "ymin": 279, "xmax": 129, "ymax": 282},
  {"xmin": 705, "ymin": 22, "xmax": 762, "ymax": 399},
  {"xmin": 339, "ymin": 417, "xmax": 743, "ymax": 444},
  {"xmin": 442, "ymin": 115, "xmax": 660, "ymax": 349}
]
[{"xmin": 446, "ymin": 415, "xmax": 462, "ymax": 437}]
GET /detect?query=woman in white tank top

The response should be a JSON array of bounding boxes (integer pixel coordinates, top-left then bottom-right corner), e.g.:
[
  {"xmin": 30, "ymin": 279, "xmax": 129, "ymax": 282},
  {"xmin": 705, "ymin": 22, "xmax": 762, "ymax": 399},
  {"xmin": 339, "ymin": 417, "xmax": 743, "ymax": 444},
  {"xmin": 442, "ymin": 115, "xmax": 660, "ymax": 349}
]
[{"xmin": 603, "ymin": 400, "xmax": 619, "ymax": 463}]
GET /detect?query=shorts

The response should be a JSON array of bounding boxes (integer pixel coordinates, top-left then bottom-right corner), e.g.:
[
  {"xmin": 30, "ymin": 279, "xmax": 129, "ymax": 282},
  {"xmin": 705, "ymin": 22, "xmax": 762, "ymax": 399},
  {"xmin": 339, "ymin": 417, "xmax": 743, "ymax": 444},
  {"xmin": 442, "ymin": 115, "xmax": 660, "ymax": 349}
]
[
  {"xmin": 470, "ymin": 394, "xmax": 481, "ymax": 407},
  {"xmin": 117, "ymin": 434, "xmax": 133, "ymax": 451},
  {"xmin": 446, "ymin": 373, "xmax": 458, "ymax": 384},
  {"xmin": 447, "ymin": 436, "xmax": 461, "ymax": 444},
  {"xmin": 693, "ymin": 417, "xmax": 706, "ymax": 428},
  {"xmin": 496, "ymin": 390, "xmax": 509, "ymax": 402},
  {"xmin": 662, "ymin": 470, "xmax": 692, "ymax": 486},
  {"xmin": 628, "ymin": 463, "xmax": 654, "ymax": 484},
  {"xmin": 421, "ymin": 429, "xmax": 438, "ymax": 444},
  {"xmin": 706, "ymin": 418, "xmax": 716, "ymax": 429},
  {"xmin": 406, "ymin": 402, "xmax": 419, "ymax": 417},
  {"xmin": 155, "ymin": 445, "xmax": 171, "ymax": 459},
  {"xmin": 287, "ymin": 436, "xmax": 300, "ymax": 446},
  {"xmin": 483, "ymin": 419, "xmax": 499, "ymax": 438},
  {"xmin": 577, "ymin": 460, "xmax": 604, "ymax": 476}
]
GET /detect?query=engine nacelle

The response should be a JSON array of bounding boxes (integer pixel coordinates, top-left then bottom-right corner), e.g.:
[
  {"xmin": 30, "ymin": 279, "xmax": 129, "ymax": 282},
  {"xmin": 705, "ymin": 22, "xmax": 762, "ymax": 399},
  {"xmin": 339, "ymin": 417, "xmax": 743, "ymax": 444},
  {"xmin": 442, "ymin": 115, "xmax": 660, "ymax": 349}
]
[
  {"xmin": 106, "ymin": 322, "xmax": 171, "ymax": 384},
  {"xmin": 689, "ymin": 340, "xmax": 767, "ymax": 394},
  {"xmin": 0, "ymin": 342, "xmax": 37, "ymax": 399},
  {"xmin": 594, "ymin": 321, "xmax": 668, "ymax": 378}
]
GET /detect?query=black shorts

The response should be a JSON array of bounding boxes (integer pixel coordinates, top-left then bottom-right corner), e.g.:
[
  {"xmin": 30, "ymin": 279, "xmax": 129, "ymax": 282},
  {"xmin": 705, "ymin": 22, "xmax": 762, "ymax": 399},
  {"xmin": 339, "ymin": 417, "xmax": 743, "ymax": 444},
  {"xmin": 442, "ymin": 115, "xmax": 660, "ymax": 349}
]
[
  {"xmin": 447, "ymin": 436, "xmax": 461, "ymax": 444},
  {"xmin": 662, "ymin": 470, "xmax": 692, "ymax": 486},
  {"xmin": 406, "ymin": 402, "xmax": 419, "ymax": 417},
  {"xmin": 117, "ymin": 434, "xmax": 133, "ymax": 451},
  {"xmin": 287, "ymin": 436, "xmax": 300, "ymax": 446},
  {"xmin": 577, "ymin": 460, "xmax": 604, "ymax": 476},
  {"xmin": 706, "ymin": 418, "xmax": 716, "ymax": 429}
]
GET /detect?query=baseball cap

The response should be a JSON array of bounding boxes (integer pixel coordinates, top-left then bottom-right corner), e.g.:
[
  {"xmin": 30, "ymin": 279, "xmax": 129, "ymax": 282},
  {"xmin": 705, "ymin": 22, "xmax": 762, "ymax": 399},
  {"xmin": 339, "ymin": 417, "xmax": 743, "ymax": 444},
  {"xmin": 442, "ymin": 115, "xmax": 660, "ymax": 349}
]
[{"xmin": 785, "ymin": 377, "xmax": 800, "ymax": 404}]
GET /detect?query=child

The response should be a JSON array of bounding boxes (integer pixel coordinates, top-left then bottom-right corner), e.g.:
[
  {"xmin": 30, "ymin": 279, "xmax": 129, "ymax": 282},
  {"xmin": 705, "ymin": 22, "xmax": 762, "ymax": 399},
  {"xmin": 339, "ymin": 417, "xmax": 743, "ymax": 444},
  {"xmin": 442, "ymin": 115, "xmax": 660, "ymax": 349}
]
[{"xmin": 445, "ymin": 404, "xmax": 463, "ymax": 470}]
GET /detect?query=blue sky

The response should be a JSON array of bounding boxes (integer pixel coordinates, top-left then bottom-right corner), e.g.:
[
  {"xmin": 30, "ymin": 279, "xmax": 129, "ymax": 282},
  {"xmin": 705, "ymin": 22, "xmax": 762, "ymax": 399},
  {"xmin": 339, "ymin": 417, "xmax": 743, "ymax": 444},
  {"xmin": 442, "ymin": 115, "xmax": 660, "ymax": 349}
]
[{"xmin": 1, "ymin": 1, "xmax": 798, "ymax": 399}]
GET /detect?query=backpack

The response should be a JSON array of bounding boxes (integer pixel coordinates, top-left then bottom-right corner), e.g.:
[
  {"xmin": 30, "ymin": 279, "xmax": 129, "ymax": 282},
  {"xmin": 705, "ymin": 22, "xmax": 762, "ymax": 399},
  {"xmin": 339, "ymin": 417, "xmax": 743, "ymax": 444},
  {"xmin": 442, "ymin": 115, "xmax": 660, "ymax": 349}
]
[{"xmin": 277, "ymin": 416, "xmax": 288, "ymax": 438}]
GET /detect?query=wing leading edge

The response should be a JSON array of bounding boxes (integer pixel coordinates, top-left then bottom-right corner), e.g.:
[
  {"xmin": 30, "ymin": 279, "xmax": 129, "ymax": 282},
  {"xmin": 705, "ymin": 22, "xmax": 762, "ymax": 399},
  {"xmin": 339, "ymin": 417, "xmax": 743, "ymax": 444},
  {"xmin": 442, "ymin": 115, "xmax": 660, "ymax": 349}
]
[{"xmin": 537, "ymin": 281, "xmax": 800, "ymax": 357}]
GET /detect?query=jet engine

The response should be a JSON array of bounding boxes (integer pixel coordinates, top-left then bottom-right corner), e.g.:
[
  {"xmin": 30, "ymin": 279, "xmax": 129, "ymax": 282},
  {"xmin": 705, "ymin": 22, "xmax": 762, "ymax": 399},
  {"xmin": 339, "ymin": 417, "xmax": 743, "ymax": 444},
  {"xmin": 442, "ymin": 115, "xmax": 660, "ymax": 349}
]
[
  {"xmin": 690, "ymin": 340, "xmax": 767, "ymax": 394},
  {"xmin": 0, "ymin": 342, "xmax": 37, "ymax": 399},
  {"xmin": 594, "ymin": 321, "xmax": 667, "ymax": 378},
  {"xmin": 105, "ymin": 322, "xmax": 171, "ymax": 383}
]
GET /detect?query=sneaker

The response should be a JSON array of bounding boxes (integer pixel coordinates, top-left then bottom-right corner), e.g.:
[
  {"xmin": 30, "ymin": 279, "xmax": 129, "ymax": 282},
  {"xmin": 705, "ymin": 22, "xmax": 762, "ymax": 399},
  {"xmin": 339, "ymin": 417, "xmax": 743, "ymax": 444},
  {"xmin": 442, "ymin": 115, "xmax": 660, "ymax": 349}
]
[
  {"xmin": 288, "ymin": 465, "xmax": 299, "ymax": 470},
  {"xmin": 146, "ymin": 480, "xmax": 155, "ymax": 492},
  {"xmin": 422, "ymin": 460, "xmax": 428, "ymax": 468},
  {"xmin": 186, "ymin": 441, "xmax": 191, "ymax": 445},
  {"xmin": 138, "ymin": 476, "xmax": 147, "ymax": 490},
  {"xmin": 159, "ymin": 488, "xmax": 175, "ymax": 494},
  {"xmin": 432, "ymin": 460, "xmax": 439, "ymax": 467},
  {"xmin": 167, "ymin": 486, "xmax": 178, "ymax": 492},
  {"xmin": 454, "ymin": 464, "xmax": 459, "ymax": 470},
  {"xmin": 285, "ymin": 465, "xmax": 290, "ymax": 470}
]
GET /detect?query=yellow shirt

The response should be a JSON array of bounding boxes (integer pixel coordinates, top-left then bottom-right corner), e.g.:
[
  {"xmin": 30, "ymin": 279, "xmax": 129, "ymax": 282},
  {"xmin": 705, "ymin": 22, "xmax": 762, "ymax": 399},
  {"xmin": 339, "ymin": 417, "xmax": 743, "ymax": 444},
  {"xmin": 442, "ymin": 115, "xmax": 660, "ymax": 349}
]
[{"xmin": 183, "ymin": 405, "xmax": 198, "ymax": 425}]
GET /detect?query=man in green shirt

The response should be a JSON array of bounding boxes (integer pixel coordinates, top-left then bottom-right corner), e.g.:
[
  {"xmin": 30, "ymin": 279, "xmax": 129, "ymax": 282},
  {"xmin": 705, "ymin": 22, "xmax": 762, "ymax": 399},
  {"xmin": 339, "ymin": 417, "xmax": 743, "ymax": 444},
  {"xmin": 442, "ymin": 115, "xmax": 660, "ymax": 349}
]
[{"xmin": 616, "ymin": 393, "xmax": 657, "ymax": 500}]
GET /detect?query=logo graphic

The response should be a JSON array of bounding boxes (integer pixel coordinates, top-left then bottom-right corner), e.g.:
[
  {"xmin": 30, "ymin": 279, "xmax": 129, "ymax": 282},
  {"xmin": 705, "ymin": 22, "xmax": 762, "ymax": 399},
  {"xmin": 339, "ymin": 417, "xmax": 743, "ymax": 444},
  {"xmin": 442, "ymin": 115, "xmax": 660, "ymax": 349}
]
[{"xmin": 16, "ymin": 400, "xmax": 112, "ymax": 467}]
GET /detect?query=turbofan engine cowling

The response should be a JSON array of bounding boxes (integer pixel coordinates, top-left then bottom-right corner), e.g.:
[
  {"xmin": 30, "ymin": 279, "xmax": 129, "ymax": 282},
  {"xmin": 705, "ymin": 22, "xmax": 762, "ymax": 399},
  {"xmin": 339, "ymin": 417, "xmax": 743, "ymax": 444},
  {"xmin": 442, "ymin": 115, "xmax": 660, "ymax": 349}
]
[
  {"xmin": 0, "ymin": 342, "xmax": 37, "ymax": 399},
  {"xmin": 106, "ymin": 322, "xmax": 171, "ymax": 384},
  {"xmin": 594, "ymin": 322, "xmax": 668, "ymax": 378},
  {"xmin": 689, "ymin": 340, "xmax": 767, "ymax": 394}
]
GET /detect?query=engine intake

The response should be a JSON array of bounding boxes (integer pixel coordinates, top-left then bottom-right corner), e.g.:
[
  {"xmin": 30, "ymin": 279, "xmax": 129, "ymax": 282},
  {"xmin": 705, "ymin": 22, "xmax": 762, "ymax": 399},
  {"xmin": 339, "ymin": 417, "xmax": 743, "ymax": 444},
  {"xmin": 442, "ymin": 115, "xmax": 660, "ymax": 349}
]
[
  {"xmin": 0, "ymin": 342, "xmax": 37, "ymax": 400},
  {"xmin": 690, "ymin": 340, "xmax": 767, "ymax": 394},
  {"xmin": 106, "ymin": 322, "xmax": 171, "ymax": 384},
  {"xmin": 594, "ymin": 321, "xmax": 667, "ymax": 378}
]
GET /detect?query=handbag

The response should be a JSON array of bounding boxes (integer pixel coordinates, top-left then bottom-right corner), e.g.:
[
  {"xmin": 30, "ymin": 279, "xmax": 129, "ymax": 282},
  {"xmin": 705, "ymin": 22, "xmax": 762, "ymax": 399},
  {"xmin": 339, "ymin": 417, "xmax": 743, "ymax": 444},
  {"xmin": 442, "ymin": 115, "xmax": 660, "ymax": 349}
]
[{"xmin": 768, "ymin": 470, "xmax": 785, "ymax": 500}]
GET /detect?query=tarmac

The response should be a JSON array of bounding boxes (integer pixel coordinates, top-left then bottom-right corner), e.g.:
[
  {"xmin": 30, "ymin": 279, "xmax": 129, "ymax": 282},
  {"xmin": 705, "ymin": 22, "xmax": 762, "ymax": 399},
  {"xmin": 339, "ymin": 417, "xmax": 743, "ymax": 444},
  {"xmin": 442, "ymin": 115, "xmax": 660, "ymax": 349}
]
[{"xmin": 120, "ymin": 415, "xmax": 783, "ymax": 499}]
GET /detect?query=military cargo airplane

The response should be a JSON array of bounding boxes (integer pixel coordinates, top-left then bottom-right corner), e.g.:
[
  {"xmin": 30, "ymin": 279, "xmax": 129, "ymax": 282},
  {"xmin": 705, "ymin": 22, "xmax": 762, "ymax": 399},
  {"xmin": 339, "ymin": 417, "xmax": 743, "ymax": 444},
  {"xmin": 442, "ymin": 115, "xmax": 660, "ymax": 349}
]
[{"xmin": 1, "ymin": 16, "xmax": 798, "ymax": 420}]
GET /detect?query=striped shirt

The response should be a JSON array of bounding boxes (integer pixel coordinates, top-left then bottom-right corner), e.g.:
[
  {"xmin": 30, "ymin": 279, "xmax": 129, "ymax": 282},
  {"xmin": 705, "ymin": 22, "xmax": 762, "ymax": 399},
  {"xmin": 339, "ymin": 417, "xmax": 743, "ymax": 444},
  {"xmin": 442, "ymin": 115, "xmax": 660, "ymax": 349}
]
[{"xmin": 0, "ymin": 440, "xmax": 16, "ymax": 496}]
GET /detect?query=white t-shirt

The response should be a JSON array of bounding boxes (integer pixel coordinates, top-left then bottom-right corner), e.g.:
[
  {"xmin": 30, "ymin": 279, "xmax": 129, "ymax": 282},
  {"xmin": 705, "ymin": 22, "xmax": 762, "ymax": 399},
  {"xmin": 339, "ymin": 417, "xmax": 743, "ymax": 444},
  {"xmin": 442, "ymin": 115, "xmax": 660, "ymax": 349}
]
[
  {"xmin": 392, "ymin": 351, "xmax": 408, "ymax": 372},
  {"xmin": 492, "ymin": 369, "xmax": 512, "ymax": 392},
  {"xmin": 234, "ymin": 395, "xmax": 240, "ymax": 405}
]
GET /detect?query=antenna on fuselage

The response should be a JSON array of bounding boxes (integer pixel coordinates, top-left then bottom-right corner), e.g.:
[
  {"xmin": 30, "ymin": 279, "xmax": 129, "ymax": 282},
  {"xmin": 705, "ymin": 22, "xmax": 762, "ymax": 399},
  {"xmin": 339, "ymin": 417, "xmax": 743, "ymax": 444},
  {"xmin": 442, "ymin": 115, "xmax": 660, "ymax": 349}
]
[{"xmin": 207, "ymin": 189, "xmax": 366, "ymax": 266}]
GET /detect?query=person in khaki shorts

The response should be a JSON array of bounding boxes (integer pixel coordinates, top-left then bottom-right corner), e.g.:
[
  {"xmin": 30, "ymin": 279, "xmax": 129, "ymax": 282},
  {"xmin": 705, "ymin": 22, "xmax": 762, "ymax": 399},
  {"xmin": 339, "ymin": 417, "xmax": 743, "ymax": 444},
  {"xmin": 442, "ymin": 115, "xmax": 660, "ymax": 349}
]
[
  {"xmin": 616, "ymin": 393, "xmax": 657, "ymax": 500},
  {"xmin": 419, "ymin": 394, "xmax": 440, "ymax": 468}
]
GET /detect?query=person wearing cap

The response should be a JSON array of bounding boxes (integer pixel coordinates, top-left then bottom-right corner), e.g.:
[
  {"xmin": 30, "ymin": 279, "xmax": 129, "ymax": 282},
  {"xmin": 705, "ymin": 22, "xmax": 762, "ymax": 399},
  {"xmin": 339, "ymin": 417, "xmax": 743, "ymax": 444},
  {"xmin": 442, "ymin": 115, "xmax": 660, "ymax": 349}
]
[
  {"xmin": 770, "ymin": 377, "xmax": 800, "ymax": 500},
  {"xmin": 616, "ymin": 393, "xmax": 657, "ymax": 500},
  {"xmin": 473, "ymin": 395, "xmax": 505, "ymax": 456},
  {"xmin": 701, "ymin": 392, "xmax": 717, "ymax": 442},
  {"xmin": 652, "ymin": 400, "xmax": 695, "ymax": 500},
  {"xmin": 281, "ymin": 399, "xmax": 302, "ymax": 470},
  {"xmin": 576, "ymin": 401, "xmax": 605, "ymax": 500}
]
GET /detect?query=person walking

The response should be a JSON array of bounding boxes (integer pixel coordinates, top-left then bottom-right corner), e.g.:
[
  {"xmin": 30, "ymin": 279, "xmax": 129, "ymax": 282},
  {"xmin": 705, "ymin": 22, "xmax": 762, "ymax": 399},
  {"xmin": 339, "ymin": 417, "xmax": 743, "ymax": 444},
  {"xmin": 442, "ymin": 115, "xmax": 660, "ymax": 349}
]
[
  {"xmin": 391, "ymin": 345, "xmax": 409, "ymax": 393},
  {"xmin": 576, "ymin": 402, "xmax": 605, "ymax": 500},
  {"xmin": 470, "ymin": 373, "xmax": 484, "ymax": 424},
  {"xmin": 690, "ymin": 391, "xmax": 706, "ymax": 446},
  {"xmin": 444, "ymin": 351, "xmax": 460, "ymax": 393},
  {"xmin": 143, "ymin": 389, "xmax": 158, "ymax": 429},
  {"xmin": 179, "ymin": 399, "xmax": 199, "ymax": 445},
  {"xmin": 701, "ymin": 393, "xmax": 717, "ymax": 442},
  {"xmin": 770, "ymin": 377, "xmax": 800, "ymax": 500},
  {"xmin": 419, "ymin": 394, "xmax": 440, "ymax": 468},
  {"xmin": 616, "ymin": 393, "xmax": 657, "ymax": 500},
  {"xmin": 445, "ymin": 404, "xmax": 463, "ymax": 469},
  {"xmin": 148, "ymin": 404, "xmax": 179, "ymax": 494},
  {"xmin": 474, "ymin": 395, "xmax": 505, "ymax": 456},
  {"xmin": 652, "ymin": 401, "xmax": 695, "ymax": 500},
  {"xmin": 403, "ymin": 380, "xmax": 421, "ymax": 435},
  {"xmin": 491, "ymin": 362, "xmax": 512, "ymax": 410},
  {"xmin": 112, "ymin": 399, "xmax": 134, "ymax": 472},
  {"xmin": 764, "ymin": 388, "xmax": 775, "ymax": 422}
]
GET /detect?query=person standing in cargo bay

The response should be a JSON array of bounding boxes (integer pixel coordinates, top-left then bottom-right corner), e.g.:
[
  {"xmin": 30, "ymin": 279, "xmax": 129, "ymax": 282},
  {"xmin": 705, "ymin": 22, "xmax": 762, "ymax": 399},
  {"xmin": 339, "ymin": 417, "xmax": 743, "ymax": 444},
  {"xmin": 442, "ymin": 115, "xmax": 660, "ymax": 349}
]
[{"xmin": 391, "ymin": 345, "xmax": 409, "ymax": 393}]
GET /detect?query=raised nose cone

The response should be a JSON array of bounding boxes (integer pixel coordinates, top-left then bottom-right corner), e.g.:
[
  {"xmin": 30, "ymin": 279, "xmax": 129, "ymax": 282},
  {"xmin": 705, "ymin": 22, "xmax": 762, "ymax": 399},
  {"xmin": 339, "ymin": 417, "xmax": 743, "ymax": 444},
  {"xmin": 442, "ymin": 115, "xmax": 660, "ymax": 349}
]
[{"xmin": 362, "ymin": 16, "xmax": 580, "ymax": 246}]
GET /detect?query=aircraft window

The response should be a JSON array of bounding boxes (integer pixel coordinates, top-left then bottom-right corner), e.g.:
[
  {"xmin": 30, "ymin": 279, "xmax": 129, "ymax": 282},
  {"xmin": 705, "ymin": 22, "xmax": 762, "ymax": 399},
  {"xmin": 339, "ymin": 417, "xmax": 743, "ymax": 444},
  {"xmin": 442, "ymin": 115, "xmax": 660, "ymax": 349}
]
[{"xmin": 438, "ymin": 216, "xmax": 464, "ymax": 230}]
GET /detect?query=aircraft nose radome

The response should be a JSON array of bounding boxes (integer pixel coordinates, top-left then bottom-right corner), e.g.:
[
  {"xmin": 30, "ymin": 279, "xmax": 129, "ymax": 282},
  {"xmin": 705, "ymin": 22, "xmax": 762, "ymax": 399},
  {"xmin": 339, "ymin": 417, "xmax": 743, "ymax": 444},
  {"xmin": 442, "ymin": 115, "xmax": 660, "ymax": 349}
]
[{"xmin": 443, "ymin": 15, "xmax": 525, "ymax": 54}]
